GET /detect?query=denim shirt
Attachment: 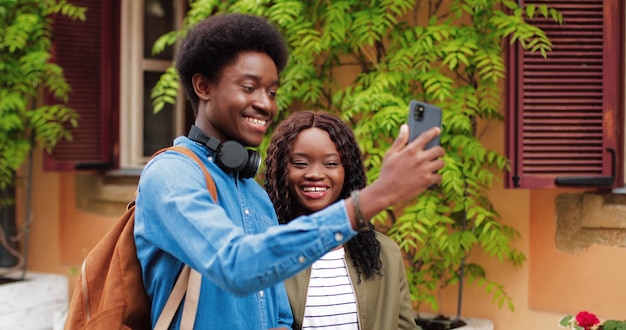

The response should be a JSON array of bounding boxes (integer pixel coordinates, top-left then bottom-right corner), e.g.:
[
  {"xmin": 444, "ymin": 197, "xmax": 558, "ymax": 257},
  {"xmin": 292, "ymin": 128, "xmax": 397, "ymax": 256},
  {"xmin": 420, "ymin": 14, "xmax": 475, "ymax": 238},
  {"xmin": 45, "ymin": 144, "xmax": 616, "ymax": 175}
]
[{"xmin": 134, "ymin": 137, "xmax": 357, "ymax": 329}]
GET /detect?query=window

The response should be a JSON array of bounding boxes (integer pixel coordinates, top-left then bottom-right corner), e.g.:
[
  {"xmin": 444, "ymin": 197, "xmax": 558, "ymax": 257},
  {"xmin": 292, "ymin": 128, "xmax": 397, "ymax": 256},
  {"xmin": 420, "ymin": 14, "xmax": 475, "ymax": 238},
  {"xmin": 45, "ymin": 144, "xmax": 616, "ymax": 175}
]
[
  {"xmin": 119, "ymin": 0, "xmax": 188, "ymax": 169},
  {"xmin": 46, "ymin": 0, "xmax": 190, "ymax": 171},
  {"xmin": 506, "ymin": 0, "xmax": 624, "ymax": 189}
]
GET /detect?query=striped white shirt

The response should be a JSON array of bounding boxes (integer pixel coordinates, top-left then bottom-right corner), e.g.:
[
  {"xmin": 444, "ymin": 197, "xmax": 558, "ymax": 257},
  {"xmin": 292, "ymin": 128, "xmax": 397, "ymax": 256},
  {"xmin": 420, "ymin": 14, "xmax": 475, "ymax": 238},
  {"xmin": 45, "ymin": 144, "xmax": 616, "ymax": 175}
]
[{"xmin": 302, "ymin": 247, "xmax": 359, "ymax": 330}]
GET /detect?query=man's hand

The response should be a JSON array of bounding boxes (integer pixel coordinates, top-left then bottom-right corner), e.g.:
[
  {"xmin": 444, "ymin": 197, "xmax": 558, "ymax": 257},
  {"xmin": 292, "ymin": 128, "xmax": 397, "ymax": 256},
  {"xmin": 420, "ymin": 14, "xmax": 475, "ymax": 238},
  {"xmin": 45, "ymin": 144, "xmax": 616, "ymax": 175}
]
[{"xmin": 356, "ymin": 125, "xmax": 445, "ymax": 220}]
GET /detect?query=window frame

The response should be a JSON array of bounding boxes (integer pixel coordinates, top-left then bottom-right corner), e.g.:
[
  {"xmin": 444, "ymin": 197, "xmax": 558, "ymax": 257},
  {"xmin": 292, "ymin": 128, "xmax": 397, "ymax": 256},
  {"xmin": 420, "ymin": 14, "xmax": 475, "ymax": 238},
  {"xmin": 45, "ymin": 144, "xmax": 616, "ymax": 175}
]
[{"xmin": 119, "ymin": 0, "xmax": 187, "ymax": 169}]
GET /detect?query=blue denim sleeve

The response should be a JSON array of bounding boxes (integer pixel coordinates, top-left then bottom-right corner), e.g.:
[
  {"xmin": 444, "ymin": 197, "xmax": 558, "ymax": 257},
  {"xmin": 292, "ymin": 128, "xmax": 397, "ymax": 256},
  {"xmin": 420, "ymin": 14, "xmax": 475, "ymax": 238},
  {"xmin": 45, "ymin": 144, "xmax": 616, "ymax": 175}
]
[{"xmin": 135, "ymin": 150, "xmax": 357, "ymax": 296}]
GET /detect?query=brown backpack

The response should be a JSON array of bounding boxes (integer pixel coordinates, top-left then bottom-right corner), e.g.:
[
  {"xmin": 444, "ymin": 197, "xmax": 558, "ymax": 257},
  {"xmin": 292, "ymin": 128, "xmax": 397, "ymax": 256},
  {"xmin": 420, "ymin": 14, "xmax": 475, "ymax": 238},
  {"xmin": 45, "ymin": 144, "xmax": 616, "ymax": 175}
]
[{"xmin": 64, "ymin": 146, "xmax": 217, "ymax": 330}]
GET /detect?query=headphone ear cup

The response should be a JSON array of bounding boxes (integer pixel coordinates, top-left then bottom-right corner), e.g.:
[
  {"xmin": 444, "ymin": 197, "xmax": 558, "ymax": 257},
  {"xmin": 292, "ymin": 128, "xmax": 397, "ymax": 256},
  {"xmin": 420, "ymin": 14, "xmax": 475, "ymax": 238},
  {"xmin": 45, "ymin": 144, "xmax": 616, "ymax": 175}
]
[
  {"xmin": 241, "ymin": 150, "xmax": 261, "ymax": 179},
  {"xmin": 216, "ymin": 141, "xmax": 260, "ymax": 178},
  {"xmin": 218, "ymin": 140, "xmax": 249, "ymax": 172},
  {"xmin": 187, "ymin": 125, "xmax": 260, "ymax": 178}
]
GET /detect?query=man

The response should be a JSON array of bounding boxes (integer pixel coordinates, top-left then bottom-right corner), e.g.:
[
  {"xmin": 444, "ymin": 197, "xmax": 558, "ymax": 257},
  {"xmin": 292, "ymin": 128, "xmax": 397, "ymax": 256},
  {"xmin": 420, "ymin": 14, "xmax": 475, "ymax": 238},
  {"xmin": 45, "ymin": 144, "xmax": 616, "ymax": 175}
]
[{"xmin": 134, "ymin": 13, "xmax": 445, "ymax": 329}]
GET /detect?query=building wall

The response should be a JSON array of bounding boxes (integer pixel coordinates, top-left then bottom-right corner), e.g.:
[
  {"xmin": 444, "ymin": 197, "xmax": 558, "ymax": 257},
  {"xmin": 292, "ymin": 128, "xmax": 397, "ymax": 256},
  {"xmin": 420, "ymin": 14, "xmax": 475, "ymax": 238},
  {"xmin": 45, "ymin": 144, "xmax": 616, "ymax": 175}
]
[{"xmin": 427, "ymin": 117, "xmax": 626, "ymax": 328}]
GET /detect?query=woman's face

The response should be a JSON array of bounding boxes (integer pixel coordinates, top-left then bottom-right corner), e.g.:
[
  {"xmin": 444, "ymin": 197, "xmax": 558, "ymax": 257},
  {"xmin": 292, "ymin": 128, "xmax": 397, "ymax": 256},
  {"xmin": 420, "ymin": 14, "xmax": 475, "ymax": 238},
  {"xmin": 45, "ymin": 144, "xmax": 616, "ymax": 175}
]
[{"xmin": 287, "ymin": 127, "xmax": 345, "ymax": 216}]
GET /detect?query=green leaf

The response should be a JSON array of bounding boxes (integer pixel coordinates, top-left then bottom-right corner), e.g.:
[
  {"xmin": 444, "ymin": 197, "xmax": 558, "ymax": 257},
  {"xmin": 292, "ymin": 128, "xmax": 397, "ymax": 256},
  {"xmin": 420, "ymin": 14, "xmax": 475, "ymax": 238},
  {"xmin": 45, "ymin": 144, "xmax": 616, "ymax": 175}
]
[{"xmin": 0, "ymin": 0, "xmax": 83, "ymax": 188}]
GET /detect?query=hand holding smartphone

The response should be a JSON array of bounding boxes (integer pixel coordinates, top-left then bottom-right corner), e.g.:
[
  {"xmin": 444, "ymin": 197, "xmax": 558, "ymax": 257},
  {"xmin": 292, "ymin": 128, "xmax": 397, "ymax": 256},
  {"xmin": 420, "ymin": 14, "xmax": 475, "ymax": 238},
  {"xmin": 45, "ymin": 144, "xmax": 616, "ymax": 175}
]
[
  {"xmin": 407, "ymin": 100, "xmax": 443, "ymax": 190},
  {"xmin": 407, "ymin": 100, "xmax": 442, "ymax": 148}
]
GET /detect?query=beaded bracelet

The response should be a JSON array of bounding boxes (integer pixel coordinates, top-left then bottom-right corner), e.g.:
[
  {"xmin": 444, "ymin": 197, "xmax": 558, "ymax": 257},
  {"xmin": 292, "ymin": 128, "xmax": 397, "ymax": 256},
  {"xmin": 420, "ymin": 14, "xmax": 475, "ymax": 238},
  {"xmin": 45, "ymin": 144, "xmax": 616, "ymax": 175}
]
[{"xmin": 350, "ymin": 190, "xmax": 369, "ymax": 231}]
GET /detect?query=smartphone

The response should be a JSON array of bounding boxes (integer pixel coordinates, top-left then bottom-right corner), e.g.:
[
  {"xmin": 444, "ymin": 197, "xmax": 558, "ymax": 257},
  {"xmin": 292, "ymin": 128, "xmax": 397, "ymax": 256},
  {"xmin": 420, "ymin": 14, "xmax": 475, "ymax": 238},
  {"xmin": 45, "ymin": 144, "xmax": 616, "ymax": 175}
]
[{"xmin": 407, "ymin": 100, "xmax": 442, "ymax": 149}]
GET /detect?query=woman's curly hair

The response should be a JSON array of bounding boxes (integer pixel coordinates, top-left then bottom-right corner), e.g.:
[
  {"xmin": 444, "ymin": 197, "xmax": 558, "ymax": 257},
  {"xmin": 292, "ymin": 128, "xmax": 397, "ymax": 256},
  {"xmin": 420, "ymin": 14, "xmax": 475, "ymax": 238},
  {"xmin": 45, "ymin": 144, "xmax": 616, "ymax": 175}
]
[
  {"xmin": 176, "ymin": 13, "xmax": 289, "ymax": 115},
  {"xmin": 264, "ymin": 111, "xmax": 382, "ymax": 281}
]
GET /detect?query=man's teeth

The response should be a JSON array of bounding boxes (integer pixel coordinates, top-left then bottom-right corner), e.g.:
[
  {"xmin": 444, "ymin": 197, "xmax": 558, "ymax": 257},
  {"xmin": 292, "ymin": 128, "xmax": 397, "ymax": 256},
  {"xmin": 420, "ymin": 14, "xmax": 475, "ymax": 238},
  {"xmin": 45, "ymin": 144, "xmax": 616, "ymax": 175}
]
[
  {"xmin": 246, "ymin": 117, "xmax": 266, "ymax": 126},
  {"xmin": 303, "ymin": 187, "xmax": 328, "ymax": 192}
]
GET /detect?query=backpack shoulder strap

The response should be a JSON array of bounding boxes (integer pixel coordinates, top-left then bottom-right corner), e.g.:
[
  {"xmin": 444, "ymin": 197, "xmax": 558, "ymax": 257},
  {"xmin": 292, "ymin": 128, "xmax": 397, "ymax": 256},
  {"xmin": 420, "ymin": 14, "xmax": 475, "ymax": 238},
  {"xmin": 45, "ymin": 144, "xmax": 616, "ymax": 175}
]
[
  {"xmin": 152, "ymin": 145, "xmax": 218, "ymax": 201},
  {"xmin": 150, "ymin": 145, "xmax": 216, "ymax": 329},
  {"xmin": 155, "ymin": 267, "xmax": 201, "ymax": 330},
  {"xmin": 180, "ymin": 267, "xmax": 202, "ymax": 328}
]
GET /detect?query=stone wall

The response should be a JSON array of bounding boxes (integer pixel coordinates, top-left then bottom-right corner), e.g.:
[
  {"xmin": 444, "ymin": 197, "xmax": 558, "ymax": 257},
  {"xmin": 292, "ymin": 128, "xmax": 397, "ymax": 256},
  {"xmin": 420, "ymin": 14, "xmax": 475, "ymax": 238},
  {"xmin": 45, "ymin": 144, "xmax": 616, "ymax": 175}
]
[{"xmin": 556, "ymin": 193, "xmax": 626, "ymax": 252}]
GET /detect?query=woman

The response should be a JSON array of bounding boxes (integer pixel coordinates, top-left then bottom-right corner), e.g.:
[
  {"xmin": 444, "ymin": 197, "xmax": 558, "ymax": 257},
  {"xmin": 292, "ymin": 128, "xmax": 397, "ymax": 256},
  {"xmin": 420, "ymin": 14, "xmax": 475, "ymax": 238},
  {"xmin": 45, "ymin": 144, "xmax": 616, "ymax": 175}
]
[{"xmin": 264, "ymin": 111, "xmax": 419, "ymax": 330}]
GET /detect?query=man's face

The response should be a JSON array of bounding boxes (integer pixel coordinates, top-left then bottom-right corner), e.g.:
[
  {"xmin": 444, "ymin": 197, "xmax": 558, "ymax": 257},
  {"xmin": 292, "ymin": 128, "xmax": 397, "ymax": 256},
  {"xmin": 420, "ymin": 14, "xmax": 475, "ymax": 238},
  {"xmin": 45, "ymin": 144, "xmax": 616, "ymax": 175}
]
[
  {"xmin": 199, "ymin": 51, "xmax": 280, "ymax": 147},
  {"xmin": 287, "ymin": 127, "xmax": 345, "ymax": 216}
]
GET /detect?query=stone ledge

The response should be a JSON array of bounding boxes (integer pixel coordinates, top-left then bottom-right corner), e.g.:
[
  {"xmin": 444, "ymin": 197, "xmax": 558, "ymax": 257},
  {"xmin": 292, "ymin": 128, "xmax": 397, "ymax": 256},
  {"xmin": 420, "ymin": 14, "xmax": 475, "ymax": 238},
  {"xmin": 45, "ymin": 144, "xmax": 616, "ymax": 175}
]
[
  {"xmin": 75, "ymin": 173, "xmax": 139, "ymax": 216},
  {"xmin": 0, "ymin": 271, "xmax": 68, "ymax": 330},
  {"xmin": 581, "ymin": 193, "xmax": 626, "ymax": 228},
  {"xmin": 556, "ymin": 193, "xmax": 626, "ymax": 252},
  {"xmin": 458, "ymin": 316, "xmax": 494, "ymax": 330}
]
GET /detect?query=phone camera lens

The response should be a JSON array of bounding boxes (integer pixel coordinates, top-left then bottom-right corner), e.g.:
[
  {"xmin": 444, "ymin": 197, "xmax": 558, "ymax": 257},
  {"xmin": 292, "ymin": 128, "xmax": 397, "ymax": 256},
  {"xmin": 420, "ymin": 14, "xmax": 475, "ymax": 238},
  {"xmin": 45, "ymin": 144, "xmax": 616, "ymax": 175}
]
[{"xmin": 416, "ymin": 106, "xmax": 425, "ymax": 121}]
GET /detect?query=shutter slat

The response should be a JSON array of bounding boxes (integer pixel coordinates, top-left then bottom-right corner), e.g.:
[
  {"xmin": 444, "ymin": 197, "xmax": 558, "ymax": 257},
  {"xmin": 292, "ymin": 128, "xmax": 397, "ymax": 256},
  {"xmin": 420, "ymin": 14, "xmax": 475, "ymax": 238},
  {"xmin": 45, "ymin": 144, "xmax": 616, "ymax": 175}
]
[
  {"xmin": 522, "ymin": 0, "xmax": 603, "ymax": 176},
  {"xmin": 48, "ymin": 0, "xmax": 102, "ymax": 164},
  {"xmin": 44, "ymin": 0, "xmax": 118, "ymax": 171},
  {"xmin": 506, "ymin": 0, "xmax": 623, "ymax": 188}
]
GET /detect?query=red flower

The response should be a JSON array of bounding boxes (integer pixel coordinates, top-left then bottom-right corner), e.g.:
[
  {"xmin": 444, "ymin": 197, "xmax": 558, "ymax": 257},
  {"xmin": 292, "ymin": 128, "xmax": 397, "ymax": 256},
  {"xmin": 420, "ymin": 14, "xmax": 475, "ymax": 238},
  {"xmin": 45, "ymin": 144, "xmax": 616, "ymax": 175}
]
[{"xmin": 576, "ymin": 311, "xmax": 601, "ymax": 329}]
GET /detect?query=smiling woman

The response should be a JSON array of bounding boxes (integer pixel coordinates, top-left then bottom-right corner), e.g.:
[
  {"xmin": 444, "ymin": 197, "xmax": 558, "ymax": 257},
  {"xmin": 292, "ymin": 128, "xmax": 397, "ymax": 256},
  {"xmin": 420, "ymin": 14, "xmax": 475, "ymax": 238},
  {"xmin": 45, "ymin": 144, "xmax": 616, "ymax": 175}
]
[
  {"xmin": 264, "ymin": 111, "xmax": 419, "ymax": 330},
  {"xmin": 286, "ymin": 127, "xmax": 345, "ymax": 215}
]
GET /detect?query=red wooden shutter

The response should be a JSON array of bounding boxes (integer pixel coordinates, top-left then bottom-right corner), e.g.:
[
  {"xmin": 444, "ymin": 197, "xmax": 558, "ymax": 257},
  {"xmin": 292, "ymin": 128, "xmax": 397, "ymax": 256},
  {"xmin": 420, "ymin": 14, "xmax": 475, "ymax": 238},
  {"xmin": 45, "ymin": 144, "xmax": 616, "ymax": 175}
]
[
  {"xmin": 44, "ymin": 0, "xmax": 120, "ymax": 171},
  {"xmin": 506, "ymin": 0, "xmax": 624, "ymax": 189}
]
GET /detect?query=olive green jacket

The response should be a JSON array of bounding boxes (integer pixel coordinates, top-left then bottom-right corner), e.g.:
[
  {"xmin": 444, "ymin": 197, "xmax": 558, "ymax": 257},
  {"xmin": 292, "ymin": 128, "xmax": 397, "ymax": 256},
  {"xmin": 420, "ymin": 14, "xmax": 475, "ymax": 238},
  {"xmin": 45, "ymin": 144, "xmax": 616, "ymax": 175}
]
[{"xmin": 283, "ymin": 231, "xmax": 418, "ymax": 330}]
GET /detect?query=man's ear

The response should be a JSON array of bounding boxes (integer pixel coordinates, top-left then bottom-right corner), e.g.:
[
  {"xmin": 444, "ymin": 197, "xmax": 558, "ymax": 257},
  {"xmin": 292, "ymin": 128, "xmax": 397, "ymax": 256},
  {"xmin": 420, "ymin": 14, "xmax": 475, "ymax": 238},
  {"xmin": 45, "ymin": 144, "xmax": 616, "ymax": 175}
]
[{"xmin": 192, "ymin": 73, "xmax": 210, "ymax": 101}]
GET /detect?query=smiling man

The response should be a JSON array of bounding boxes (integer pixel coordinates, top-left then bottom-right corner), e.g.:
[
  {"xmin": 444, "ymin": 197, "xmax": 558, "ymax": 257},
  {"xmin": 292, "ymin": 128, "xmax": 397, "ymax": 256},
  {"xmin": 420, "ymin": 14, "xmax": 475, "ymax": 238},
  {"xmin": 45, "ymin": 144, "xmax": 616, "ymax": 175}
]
[{"xmin": 134, "ymin": 13, "xmax": 445, "ymax": 330}]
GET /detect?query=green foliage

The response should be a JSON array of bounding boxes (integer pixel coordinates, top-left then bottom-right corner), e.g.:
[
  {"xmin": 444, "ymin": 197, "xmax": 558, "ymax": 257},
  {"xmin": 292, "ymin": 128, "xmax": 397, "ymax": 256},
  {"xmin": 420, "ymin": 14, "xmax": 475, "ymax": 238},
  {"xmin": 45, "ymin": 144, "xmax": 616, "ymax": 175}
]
[
  {"xmin": 604, "ymin": 320, "xmax": 626, "ymax": 330},
  {"xmin": 152, "ymin": 0, "xmax": 562, "ymax": 312},
  {"xmin": 559, "ymin": 315, "xmax": 575, "ymax": 327},
  {"xmin": 0, "ymin": 0, "xmax": 85, "ymax": 189},
  {"xmin": 151, "ymin": 66, "xmax": 180, "ymax": 113}
]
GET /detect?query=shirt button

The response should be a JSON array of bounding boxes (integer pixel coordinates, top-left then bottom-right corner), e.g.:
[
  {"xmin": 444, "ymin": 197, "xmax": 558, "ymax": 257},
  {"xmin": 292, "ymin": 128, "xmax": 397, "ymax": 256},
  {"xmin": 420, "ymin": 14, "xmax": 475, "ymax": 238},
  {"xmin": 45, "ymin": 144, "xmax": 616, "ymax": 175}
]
[
  {"xmin": 334, "ymin": 232, "xmax": 344, "ymax": 242},
  {"xmin": 244, "ymin": 209, "xmax": 250, "ymax": 215},
  {"xmin": 259, "ymin": 290, "xmax": 264, "ymax": 298},
  {"xmin": 298, "ymin": 256, "xmax": 306, "ymax": 264}
]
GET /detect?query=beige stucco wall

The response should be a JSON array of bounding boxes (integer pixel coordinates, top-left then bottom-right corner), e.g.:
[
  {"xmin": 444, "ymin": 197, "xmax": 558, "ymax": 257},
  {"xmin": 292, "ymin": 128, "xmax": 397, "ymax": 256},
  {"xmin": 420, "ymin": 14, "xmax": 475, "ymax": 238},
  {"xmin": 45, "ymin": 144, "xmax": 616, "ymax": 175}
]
[
  {"xmin": 422, "ymin": 116, "xmax": 626, "ymax": 328},
  {"xmin": 14, "ymin": 150, "xmax": 118, "ymax": 287}
]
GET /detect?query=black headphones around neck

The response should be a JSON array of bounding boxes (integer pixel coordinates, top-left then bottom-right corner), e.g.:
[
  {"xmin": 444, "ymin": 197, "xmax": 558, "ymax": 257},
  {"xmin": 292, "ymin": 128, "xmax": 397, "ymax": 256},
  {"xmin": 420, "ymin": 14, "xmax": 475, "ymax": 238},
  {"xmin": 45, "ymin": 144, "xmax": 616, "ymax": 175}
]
[{"xmin": 187, "ymin": 125, "xmax": 261, "ymax": 178}]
